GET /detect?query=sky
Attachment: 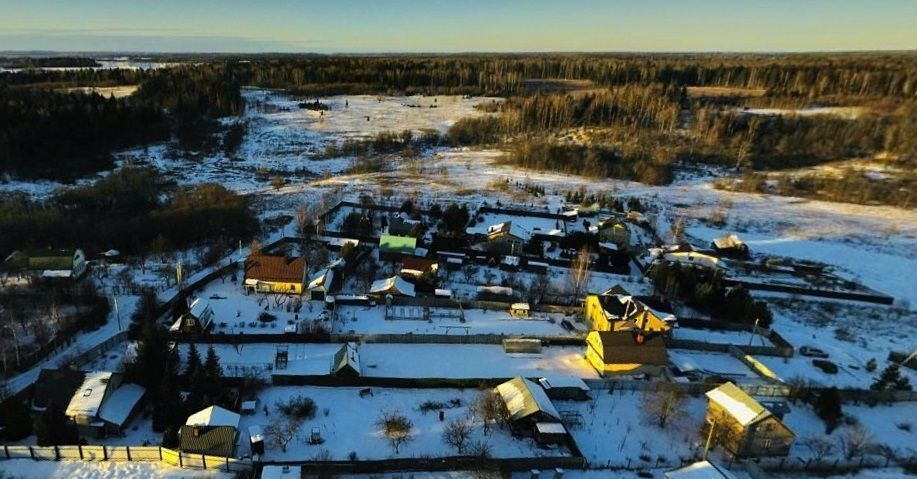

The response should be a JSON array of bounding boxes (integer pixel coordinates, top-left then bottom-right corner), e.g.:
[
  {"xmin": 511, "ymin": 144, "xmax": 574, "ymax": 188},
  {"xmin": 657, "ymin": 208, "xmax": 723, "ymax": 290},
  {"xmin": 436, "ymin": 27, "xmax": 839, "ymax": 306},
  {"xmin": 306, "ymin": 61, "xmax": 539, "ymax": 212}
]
[{"xmin": 1, "ymin": 0, "xmax": 915, "ymax": 53}]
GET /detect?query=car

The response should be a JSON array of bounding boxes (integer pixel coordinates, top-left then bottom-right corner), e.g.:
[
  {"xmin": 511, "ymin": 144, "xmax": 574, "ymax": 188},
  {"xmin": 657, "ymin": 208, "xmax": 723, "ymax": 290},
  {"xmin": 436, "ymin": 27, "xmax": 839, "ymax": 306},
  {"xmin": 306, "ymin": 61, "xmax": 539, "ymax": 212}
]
[
  {"xmin": 812, "ymin": 359, "xmax": 839, "ymax": 374},
  {"xmin": 800, "ymin": 346, "xmax": 829, "ymax": 358}
]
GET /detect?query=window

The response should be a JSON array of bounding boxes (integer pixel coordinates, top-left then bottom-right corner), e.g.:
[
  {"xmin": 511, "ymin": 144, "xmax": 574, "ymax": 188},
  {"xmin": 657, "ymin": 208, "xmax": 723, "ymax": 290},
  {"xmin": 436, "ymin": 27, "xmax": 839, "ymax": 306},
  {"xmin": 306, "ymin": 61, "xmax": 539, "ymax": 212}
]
[{"xmin": 83, "ymin": 388, "xmax": 92, "ymax": 397}]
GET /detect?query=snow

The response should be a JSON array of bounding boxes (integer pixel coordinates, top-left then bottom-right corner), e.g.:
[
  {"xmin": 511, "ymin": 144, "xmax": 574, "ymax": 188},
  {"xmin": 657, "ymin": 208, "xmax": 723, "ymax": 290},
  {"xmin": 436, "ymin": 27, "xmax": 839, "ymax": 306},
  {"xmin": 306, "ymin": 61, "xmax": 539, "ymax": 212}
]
[
  {"xmin": 0, "ymin": 460, "xmax": 231, "ymax": 479},
  {"xmin": 66, "ymin": 371, "xmax": 114, "ymax": 420},
  {"xmin": 667, "ymin": 350, "xmax": 760, "ymax": 380},
  {"xmin": 98, "ymin": 384, "xmax": 146, "ymax": 427},
  {"xmin": 665, "ymin": 460, "xmax": 742, "ymax": 479},
  {"xmin": 237, "ymin": 386, "xmax": 570, "ymax": 461},
  {"xmin": 674, "ymin": 328, "xmax": 773, "ymax": 347},
  {"xmin": 186, "ymin": 406, "xmax": 241, "ymax": 428}
]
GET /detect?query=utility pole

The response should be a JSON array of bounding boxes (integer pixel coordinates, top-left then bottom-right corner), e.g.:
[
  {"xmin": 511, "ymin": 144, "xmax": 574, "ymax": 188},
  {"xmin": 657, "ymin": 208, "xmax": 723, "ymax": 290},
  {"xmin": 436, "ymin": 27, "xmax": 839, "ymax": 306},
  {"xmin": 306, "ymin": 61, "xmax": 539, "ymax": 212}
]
[
  {"xmin": 111, "ymin": 295, "xmax": 121, "ymax": 332},
  {"xmin": 703, "ymin": 418, "xmax": 716, "ymax": 460},
  {"xmin": 748, "ymin": 317, "xmax": 760, "ymax": 347}
]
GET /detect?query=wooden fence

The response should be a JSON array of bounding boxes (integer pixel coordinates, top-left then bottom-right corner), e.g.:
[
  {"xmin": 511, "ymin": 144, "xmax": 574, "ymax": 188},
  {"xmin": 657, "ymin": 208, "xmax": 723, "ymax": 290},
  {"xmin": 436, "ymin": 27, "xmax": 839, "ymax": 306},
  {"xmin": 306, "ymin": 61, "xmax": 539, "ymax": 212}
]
[{"xmin": 0, "ymin": 444, "xmax": 252, "ymax": 473}]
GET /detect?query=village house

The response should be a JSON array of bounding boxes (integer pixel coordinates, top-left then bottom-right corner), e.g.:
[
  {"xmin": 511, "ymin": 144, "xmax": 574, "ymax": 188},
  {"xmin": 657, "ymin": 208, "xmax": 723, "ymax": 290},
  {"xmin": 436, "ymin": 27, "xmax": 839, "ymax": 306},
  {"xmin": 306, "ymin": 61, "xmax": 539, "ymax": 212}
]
[
  {"xmin": 712, "ymin": 234, "xmax": 749, "ymax": 258},
  {"xmin": 169, "ymin": 299, "xmax": 215, "ymax": 334},
  {"xmin": 64, "ymin": 371, "xmax": 146, "ymax": 438},
  {"xmin": 399, "ymin": 256, "xmax": 438, "ymax": 278},
  {"xmin": 330, "ymin": 342, "xmax": 361, "ymax": 377},
  {"xmin": 509, "ymin": 302, "xmax": 531, "ymax": 318},
  {"xmin": 585, "ymin": 330, "xmax": 669, "ymax": 377},
  {"xmin": 584, "ymin": 287, "xmax": 677, "ymax": 333},
  {"xmin": 485, "ymin": 221, "xmax": 529, "ymax": 255},
  {"xmin": 12, "ymin": 248, "xmax": 88, "ymax": 280},
  {"xmin": 369, "ymin": 275, "xmax": 416, "ymax": 297},
  {"xmin": 307, "ymin": 258, "xmax": 343, "ymax": 301},
  {"xmin": 494, "ymin": 377, "xmax": 565, "ymax": 443},
  {"xmin": 704, "ymin": 382, "xmax": 796, "ymax": 458},
  {"xmin": 596, "ymin": 217, "xmax": 631, "ymax": 250},
  {"xmin": 179, "ymin": 405, "xmax": 241, "ymax": 458},
  {"xmin": 244, "ymin": 254, "xmax": 308, "ymax": 294}
]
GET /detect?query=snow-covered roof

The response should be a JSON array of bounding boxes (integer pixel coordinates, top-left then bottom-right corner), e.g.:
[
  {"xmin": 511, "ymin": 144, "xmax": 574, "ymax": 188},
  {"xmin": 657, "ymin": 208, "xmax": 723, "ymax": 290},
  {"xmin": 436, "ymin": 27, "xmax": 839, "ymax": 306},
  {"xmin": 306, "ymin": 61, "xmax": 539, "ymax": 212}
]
[
  {"xmin": 434, "ymin": 289, "xmax": 452, "ymax": 298},
  {"xmin": 599, "ymin": 242, "xmax": 619, "ymax": 251},
  {"xmin": 486, "ymin": 221, "xmax": 530, "ymax": 241},
  {"xmin": 66, "ymin": 371, "xmax": 114, "ymax": 419},
  {"xmin": 331, "ymin": 342, "xmax": 361, "ymax": 375},
  {"xmin": 261, "ymin": 465, "xmax": 302, "ymax": 479},
  {"xmin": 511, "ymin": 303, "xmax": 530, "ymax": 311},
  {"xmin": 41, "ymin": 270, "xmax": 72, "ymax": 278},
  {"xmin": 308, "ymin": 268, "xmax": 334, "ymax": 291},
  {"xmin": 477, "ymin": 285, "xmax": 513, "ymax": 296},
  {"xmin": 501, "ymin": 255, "xmax": 520, "ymax": 266},
  {"xmin": 186, "ymin": 405, "xmax": 240, "ymax": 428},
  {"xmin": 712, "ymin": 234, "xmax": 745, "ymax": 250},
  {"xmin": 495, "ymin": 377, "xmax": 560, "ymax": 422},
  {"xmin": 538, "ymin": 376, "xmax": 590, "ymax": 391},
  {"xmin": 664, "ymin": 460, "xmax": 741, "ymax": 479},
  {"xmin": 189, "ymin": 298, "xmax": 210, "ymax": 319},
  {"xmin": 248, "ymin": 424, "xmax": 264, "ymax": 443},
  {"xmin": 98, "ymin": 383, "xmax": 145, "ymax": 427},
  {"xmin": 535, "ymin": 422, "xmax": 567, "ymax": 434},
  {"xmin": 705, "ymin": 382, "xmax": 770, "ymax": 427},
  {"xmin": 664, "ymin": 252, "xmax": 720, "ymax": 269},
  {"xmin": 370, "ymin": 276, "xmax": 416, "ymax": 297}
]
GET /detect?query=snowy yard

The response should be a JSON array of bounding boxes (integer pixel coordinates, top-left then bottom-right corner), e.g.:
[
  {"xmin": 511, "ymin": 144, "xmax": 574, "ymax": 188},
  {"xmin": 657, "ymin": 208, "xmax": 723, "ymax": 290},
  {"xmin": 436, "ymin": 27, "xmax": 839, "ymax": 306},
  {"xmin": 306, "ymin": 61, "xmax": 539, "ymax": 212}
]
[
  {"xmin": 179, "ymin": 343, "xmax": 598, "ymax": 380},
  {"xmin": 0, "ymin": 460, "xmax": 230, "ymax": 479},
  {"xmin": 238, "ymin": 386, "xmax": 570, "ymax": 461},
  {"xmin": 673, "ymin": 328, "xmax": 773, "ymax": 347},
  {"xmin": 667, "ymin": 350, "xmax": 762, "ymax": 381}
]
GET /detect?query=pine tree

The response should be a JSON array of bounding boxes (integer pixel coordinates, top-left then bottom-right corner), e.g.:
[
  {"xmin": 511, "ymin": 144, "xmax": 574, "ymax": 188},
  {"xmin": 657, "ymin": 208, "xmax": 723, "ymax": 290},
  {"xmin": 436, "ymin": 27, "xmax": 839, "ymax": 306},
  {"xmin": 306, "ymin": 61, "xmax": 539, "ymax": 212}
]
[
  {"xmin": 0, "ymin": 398, "xmax": 33, "ymax": 440},
  {"xmin": 203, "ymin": 345, "xmax": 224, "ymax": 401},
  {"xmin": 871, "ymin": 364, "xmax": 913, "ymax": 391},
  {"xmin": 185, "ymin": 343, "xmax": 202, "ymax": 378},
  {"xmin": 814, "ymin": 387, "xmax": 843, "ymax": 433},
  {"xmin": 35, "ymin": 403, "xmax": 78, "ymax": 446}
]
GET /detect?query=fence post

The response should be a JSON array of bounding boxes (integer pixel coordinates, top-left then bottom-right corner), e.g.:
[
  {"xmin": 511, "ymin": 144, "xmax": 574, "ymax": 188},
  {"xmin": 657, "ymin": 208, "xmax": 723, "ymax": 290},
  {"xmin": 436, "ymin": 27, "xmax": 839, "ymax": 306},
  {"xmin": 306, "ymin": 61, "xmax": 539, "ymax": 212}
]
[
  {"xmin": 225, "ymin": 457, "xmax": 230, "ymax": 472},
  {"xmin": 78, "ymin": 444, "xmax": 83, "ymax": 460},
  {"xmin": 54, "ymin": 445, "xmax": 59, "ymax": 461},
  {"xmin": 4, "ymin": 444, "xmax": 9, "ymax": 460},
  {"xmin": 28, "ymin": 446, "xmax": 33, "ymax": 460},
  {"xmin": 126, "ymin": 445, "xmax": 132, "ymax": 462},
  {"xmin": 178, "ymin": 452, "xmax": 183, "ymax": 468},
  {"xmin": 158, "ymin": 447, "xmax": 162, "ymax": 461},
  {"xmin": 103, "ymin": 445, "xmax": 108, "ymax": 461},
  {"xmin": 202, "ymin": 454, "xmax": 207, "ymax": 469}
]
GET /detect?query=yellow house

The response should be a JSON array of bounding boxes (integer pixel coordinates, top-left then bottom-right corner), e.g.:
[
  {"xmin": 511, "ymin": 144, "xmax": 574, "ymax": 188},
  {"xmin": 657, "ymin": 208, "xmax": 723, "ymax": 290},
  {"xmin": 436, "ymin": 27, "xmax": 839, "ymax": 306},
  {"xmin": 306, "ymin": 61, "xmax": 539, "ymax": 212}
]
[
  {"xmin": 704, "ymin": 382, "xmax": 796, "ymax": 458},
  {"xmin": 585, "ymin": 331, "xmax": 668, "ymax": 377},
  {"xmin": 244, "ymin": 254, "xmax": 307, "ymax": 294},
  {"xmin": 584, "ymin": 289, "xmax": 675, "ymax": 333}
]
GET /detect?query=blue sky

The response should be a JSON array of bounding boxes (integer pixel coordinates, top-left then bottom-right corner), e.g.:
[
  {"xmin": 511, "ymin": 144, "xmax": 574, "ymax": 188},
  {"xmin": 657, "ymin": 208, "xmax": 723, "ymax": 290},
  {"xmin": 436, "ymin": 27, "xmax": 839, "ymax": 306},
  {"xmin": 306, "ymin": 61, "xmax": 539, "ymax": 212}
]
[{"xmin": 1, "ymin": 0, "xmax": 915, "ymax": 53}]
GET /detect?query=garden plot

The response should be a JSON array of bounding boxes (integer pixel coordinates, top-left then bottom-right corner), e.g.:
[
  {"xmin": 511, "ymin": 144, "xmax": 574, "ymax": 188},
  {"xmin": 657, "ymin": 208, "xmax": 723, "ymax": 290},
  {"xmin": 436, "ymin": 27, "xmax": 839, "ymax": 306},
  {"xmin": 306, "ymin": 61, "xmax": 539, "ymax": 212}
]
[
  {"xmin": 780, "ymin": 402, "xmax": 917, "ymax": 460},
  {"xmin": 186, "ymin": 278, "xmax": 329, "ymax": 335},
  {"xmin": 184, "ymin": 343, "xmax": 597, "ymax": 379},
  {"xmin": 667, "ymin": 350, "xmax": 762, "ymax": 381},
  {"xmin": 561, "ymin": 389, "xmax": 708, "ymax": 466},
  {"xmin": 332, "ymin": 304, "xmax": 576, "ymax": 336},
  {"xmin": 237, "ymin": 386, "xmax": 571, "ymax": 461},
  {"xmin": 673, "ymin": 327, "xmax": 773, "ymax": 347}
]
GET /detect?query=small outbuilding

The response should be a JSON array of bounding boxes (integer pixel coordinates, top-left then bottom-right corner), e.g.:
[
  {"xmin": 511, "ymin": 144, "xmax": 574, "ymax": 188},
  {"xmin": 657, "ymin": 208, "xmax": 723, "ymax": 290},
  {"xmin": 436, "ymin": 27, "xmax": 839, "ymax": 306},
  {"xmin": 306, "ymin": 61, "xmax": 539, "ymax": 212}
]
[
  {"xmin": 369, "ymin": 276, "xmax": 416, "ymax": 297},
  {"xmin": 330, "ymin": 343, "xmax": 361, "ymax": 377},
  {"xmin": 494, "ymin": 377, "xmax": 561, "ymax": 435},
  {"xmin": 179, "ymin": 405, "xmax": 241, "ymax": 458},
  {"xmin": 538, "ymin": 376, "xmax": 591, "ymax": 401},
  {"xmin": 170, "ymin": 299, "xmax": 214, "ymax": 334},
  {"xmin": 509, "ymin": 303, "xmax": 530, "ymax": 318},
  {"xmin": 704, "ymin": 382, "xmax": 795, "ymax": 458}
]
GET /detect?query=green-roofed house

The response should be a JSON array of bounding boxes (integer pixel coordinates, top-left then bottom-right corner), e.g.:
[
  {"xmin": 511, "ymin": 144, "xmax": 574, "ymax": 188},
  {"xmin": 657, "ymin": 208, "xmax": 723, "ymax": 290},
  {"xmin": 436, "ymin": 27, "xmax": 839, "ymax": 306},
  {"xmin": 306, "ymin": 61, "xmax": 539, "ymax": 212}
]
[
  {"xmin": 26, "ymin": 248, "xmax": 87, "ymax": 280},
  {"xmin": 379, "ymin": 234, "xmax": 416, "ymax": 261}
]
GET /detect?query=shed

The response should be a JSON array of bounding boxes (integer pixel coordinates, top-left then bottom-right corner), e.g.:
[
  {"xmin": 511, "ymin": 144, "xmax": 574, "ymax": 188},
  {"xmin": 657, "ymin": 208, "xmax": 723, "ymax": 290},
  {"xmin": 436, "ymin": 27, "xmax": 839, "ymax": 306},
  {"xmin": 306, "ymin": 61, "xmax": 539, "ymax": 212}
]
[
  {"xmin": 509, "ymin": 302, "xmax": 530, "ymax": 318},
  {"xmin": 331, "ymin": 343, "xmax": 361, "ymax": 377},
  {"xmin": 98, "ymin": 383, "xmax": 146, "ymax": 430},
  {"xmin": 370, "ymin": 276, "xmax": 416, "ymax": 297},
  {"xmin": 538, "ymin": 376, "xmax": 590, "ymax": 401},
  {"xmin": 495, "ymin": 377, "xmax": 561, "ymax": 434},
  {"xmin": 534, "ymin": 422, "xmax": 567, "ymax": 445},
  {"xmin": 179, "ymin": 405, "xmax": 241, "ymax": 458}
]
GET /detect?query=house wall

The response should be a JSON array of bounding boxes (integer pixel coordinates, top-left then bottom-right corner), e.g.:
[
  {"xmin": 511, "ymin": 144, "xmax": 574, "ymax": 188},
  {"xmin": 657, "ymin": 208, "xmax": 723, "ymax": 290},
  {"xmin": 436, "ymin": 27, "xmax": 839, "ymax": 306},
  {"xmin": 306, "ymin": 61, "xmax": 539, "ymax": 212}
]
[
  {"xmin": 252, "ymin": 281, "xmax": 303, "ymax": 294},
  {"xmin": 705, "ymin": 402, "xmax": 792, "ymax": 458},
  {"xmin": 584, "ymin": 295, "xmax": 609, "ymax": 331}
]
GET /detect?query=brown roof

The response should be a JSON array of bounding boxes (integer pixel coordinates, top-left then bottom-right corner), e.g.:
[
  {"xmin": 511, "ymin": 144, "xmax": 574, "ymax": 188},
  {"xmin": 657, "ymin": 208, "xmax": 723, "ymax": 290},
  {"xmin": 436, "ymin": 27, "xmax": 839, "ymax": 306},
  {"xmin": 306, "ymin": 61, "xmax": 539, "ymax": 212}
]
[
  {"xmin": 401, "ymin": 257, "xmax": 438, "ymax": 272},
  {"xmin": 592, "ymin": 331, "xmax": 668, "ymax": 366},
  {"xmin": 245, "ymin": 255, "xmax": 306, "ymax": 284}
]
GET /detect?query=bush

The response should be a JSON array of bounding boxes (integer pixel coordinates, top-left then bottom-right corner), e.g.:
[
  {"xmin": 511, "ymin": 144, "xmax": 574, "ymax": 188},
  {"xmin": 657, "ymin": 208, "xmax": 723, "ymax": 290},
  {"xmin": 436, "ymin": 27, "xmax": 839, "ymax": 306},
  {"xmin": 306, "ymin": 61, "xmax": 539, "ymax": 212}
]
[
  {"xmin": 257, "ymin": 312, "xmax": 277, "ymax": 323},
  {"xmin": 277, "ymin": 395, "xmax": 317, "ymax": 420},
  {"xmin": 419, "ymin": 400, "xmax": 446, "ymax": 413}
]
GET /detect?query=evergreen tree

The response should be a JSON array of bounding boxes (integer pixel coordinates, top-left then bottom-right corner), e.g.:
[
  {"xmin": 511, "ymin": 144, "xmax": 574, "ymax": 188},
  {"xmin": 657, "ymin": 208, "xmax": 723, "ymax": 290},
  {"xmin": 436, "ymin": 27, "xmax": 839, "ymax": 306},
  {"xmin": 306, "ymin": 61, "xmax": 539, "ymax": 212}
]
[
  {"xmin": 184, "ymin": 343, "xmax": 202, "ymax": 378},
  {"xmin": 203, "ymin": 345, "xmax": 224, "ymax": 401},
  {"xmin": 35, "ymin": 403, "xmax": 78, "ymax": 446},
  {"xmin": 0, "ymin": 398, "xmax": 33, "ymax": 440},
  {"xmin": 814, "ymin": 387, "xmax": 843, "ymax": 433},
  {"xmin": 871, "ymin": 364, "xmax": 913, "ymax": 391}
]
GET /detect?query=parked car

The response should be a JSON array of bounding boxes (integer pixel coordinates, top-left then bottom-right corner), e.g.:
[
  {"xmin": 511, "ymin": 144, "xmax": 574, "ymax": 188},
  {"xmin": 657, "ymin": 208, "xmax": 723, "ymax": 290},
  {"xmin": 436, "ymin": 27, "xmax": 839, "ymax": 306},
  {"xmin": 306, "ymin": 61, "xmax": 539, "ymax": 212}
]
[
  {"xmin": 812, "ymin": 359, "xmax": 839, "ymax": 374},
  {"xmin": 800, "ymin": 346, "xmax": 829, "ymax": 358}
]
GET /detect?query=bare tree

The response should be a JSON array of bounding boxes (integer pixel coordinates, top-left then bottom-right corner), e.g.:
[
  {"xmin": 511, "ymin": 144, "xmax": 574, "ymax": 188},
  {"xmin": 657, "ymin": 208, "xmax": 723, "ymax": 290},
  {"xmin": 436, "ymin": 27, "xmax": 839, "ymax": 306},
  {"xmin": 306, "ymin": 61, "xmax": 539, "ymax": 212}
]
[
  {"xmin": 802, "ymin": 436, "xmax": 835, "ymax": 462},
  {"xmin": 642, "ymin": 383, "xmax": 686, "ymax": 429},
  {"xmin": 472, "ymin": 390, "xmax": 508, "ymax": 435},
  {"xmin": 442, "ymin": 418, "xmax": 472, "ymax": 454},
  {"xmin": 377, "ymin": 410, "xmax": 413, "ymax": 454},
  {"xmin": 467, "ymin": 439, "xmax": 493, "ymax": 458},
  {"xmin": 839, "ymin": 424, "xmax": 873, "ymax": 460},
  {"xmin": 873, "ymin": 443, "xmax": 898, "ymax": 467},
  {"xmin": 265, "ymin": 417, "xmax": 302, "ymax": 452},
  {"xmin": 568, "ymin": 246, "xmax": 592, "ymax": 298}
]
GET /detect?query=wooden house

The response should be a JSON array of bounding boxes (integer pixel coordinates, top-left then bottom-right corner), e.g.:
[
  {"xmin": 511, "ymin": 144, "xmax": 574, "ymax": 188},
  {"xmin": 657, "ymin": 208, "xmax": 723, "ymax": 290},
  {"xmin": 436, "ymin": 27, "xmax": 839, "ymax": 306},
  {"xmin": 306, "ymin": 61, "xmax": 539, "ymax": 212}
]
[
  {"xmin": 494, "ymin": 377, "xmax": 562, "ymax": 436},
  {"xmin": 169, "ymin": 299, "xmax": 214, "ymax": 334},
  {"xmin": 485, "ymin": 221, "xmax": 528, "ymax": 255},
  {"xmin": 704, "ymin": 382, "xmax": 795, "ymax": 458},
  {"xmin": 244, "ymin": 254, "xmax": 307, "ymax": 294},
  {"xmin": 179, "ymin": 406, "xmax": 241, "ymax": 458},
  {"xmin": 585, "ymin": 331, "xmax": 668, "ymax": 377}
]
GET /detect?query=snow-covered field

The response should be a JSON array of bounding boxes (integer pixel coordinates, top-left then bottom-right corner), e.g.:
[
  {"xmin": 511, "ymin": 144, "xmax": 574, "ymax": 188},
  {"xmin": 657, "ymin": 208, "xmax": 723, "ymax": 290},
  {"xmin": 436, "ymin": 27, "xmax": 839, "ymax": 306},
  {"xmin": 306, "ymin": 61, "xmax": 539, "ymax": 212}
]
[
  {"xmin": 0, "ymin": 460, "xmax": 230, "ymax": 479},
  {"xmin": 238, "ymin": 386, "xmax": 570, "ymax": 461},
  {"xmin": 177, "ymin": 343, "xmax": 598, "ymax": 379}
]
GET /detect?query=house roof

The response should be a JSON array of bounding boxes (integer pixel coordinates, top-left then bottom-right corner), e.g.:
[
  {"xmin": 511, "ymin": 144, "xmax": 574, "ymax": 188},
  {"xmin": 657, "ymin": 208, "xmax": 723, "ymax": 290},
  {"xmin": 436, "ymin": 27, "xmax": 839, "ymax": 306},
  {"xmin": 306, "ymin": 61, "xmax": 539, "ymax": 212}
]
[
  {"xmin": 400, "ymin": 257, "xmax": 438, "ymax": 274},
  {"xmin": 32, "ymin": 368, "xmax": 86, "ymax": 411},
  {"xmin": 188, "ymin": 299, "xmax": 210, "ymax": 319},
  {"xmin": 308, "ymin": 268, "xmax": 335, "ymax": 291},
  {"xmin": 27, "ymin": 248, "xmax": 79, "ymax": 271},
  {"xmin": 179, "ymin": 425, "xmax": 237, "ymax": 457},
  {"xmin": 244, "ymin": 255, "xmax": 306, "ymax": 284},
  {"xmin": 369, "ymin": 276, "xmax": 416, "ymax": 297},
  {"xmin": 487, "ymin": 221, "xmax": 529, "ymax": 241},
  {"xmin": 495, "ymin": 377, "xmax": 561, "ymax": 423},
  {"xmin": 712, "ymin": 234, "xmax": 745, "ymax": 250},
  {"xmin": 98, "ymin": 383, "xmax": 145, "ymax": 427},
  {"xmin": 379, "ymin": 234, "xmax": 417, "ymax": 254},
  {"xmin": 66, "ymin": 371, "xmax": 114, "ymax": 419},
  {"xmin": 664, "ymin": 460, "xmax": 741, "ymax": 479},
  {"xmin": 261, "ymin": 465, "xmax": 302, "ymax": 479},
  {"xmin": 705, "ymin": 382, "xmax": 771, "ymax": 427},
  {"xmin": 186, "ymin": 405, "xmax": 241, "ymax": 428},
  {"xmin": 589, "ymin": 331, "xmax": 668, "ymax": 366},
  {"xmin": 538, "ymin": 376, "xmax": 590, "ymax": 392},
  {"xmin": 331, "ymin": 342, "xmax": 361, "ymax": 375}
]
